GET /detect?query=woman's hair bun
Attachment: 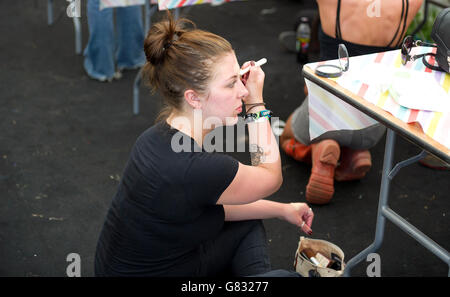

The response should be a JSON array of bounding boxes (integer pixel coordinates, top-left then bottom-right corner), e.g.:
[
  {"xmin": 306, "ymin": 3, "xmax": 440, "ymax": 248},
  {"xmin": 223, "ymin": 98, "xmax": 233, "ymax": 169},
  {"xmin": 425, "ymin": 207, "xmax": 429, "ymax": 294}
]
[{"xmin": 144, "ymin": 12, "xmax": 194, "ymax": 65}]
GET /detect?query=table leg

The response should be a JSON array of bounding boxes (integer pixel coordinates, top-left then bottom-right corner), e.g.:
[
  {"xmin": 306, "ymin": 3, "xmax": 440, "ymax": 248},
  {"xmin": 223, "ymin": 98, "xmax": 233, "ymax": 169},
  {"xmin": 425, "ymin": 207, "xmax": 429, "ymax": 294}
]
[
  {"xmin": 133, "ymin": 68, "xmax": 142, "ymax": 115},
  {"xmin": 133, "ymin": 6, "xmax": 180, "ymax": 115},
  {"xmin": 73, "ymin": 16, "xmax": 82, "ymax": 55},
  {"xmin": 145, "ymin": 2, "xmax": 158, "ymax": 36},
  {"xmin": 344, "ymin": 129, "xmax": 450, "ymax": 276},
  {"xmin": 47, "ymin": 0, "xmax": 54, "ymax": 25},
  {"xmin": 343, "ymin": 128, "xmax": 396, "ymax": 276},
  {"xmin": 145, "ymin": 0, "xmax": 150, "ymax": 34}
]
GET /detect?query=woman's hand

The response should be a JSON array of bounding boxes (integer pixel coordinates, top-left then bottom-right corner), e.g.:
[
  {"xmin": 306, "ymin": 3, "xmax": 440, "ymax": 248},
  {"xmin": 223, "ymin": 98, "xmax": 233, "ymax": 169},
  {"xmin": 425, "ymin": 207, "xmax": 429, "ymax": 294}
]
[
  {"xmin": 240, "ymin": 61, "xmax": 265, "ymax": 105},
  {"xmin": 283, "ymin": 203, "xmax": 314, "ymax": 235}
]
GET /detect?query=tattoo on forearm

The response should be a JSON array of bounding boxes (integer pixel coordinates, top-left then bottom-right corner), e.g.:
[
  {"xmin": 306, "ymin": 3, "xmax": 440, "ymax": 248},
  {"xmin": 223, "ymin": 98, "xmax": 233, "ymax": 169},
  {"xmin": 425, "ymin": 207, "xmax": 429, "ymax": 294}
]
[{"xmin": 250, "ymin": 144, "xmax": 265, "ymax": 166}]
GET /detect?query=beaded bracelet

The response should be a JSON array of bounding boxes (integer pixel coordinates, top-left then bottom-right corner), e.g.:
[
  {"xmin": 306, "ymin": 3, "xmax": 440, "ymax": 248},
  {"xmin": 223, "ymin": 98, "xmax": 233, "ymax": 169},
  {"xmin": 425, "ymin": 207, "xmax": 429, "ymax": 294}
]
[{"xmin": 245, "ymin": 103, "xmax": 266, "ymax": 113}]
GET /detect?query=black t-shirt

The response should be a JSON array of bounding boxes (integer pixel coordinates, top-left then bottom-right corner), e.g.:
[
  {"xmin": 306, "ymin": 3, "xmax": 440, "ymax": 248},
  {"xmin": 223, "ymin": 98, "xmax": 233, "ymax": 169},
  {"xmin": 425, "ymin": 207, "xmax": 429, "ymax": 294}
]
[{"xmin": 94, "ymin": 121, "xmax": 239, "ymax": 276}]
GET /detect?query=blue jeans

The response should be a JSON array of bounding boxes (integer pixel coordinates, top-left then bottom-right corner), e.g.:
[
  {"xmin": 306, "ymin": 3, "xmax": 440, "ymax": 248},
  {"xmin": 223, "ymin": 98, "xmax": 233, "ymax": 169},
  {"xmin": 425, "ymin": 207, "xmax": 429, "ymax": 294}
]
[{"xmin": 83, "ymin": 0, "xmax": 146, "ymax": 81}]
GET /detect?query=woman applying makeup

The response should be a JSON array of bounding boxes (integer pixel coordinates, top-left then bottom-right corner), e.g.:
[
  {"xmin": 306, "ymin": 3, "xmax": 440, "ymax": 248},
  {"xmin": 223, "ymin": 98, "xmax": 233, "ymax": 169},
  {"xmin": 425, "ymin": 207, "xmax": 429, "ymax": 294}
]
[{"xmin": 94, "ymin": 14, "xmax": 314, "ymax": 277}]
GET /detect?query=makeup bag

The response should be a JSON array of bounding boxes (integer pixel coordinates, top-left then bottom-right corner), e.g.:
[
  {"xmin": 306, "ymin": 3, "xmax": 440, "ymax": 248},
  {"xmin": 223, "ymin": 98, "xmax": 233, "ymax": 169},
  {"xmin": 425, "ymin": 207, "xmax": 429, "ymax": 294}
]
[
  {"xmin": 431, "ymin": 7, "xmax": 450, "ymax": 73},
  {"xmin": 294, "ymin": 236, "xmax": 346, "ymax": 277}
]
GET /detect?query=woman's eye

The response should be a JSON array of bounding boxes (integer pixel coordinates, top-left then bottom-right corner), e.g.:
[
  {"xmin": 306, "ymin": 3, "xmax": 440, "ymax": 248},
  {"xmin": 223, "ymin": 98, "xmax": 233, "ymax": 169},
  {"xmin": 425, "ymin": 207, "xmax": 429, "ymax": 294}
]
[{"xmin": 228, "ymin": 81, "xmax": 236, "ymax": 88}]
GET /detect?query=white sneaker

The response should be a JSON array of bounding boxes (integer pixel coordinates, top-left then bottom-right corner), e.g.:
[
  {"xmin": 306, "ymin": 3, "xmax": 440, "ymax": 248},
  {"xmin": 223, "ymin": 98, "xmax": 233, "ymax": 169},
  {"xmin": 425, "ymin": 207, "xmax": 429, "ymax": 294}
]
[
  {"xmin": 102, "ymin": 71, "xmax": 122, "ymax": 83},
  {"xmin": 113, "ymin": 70, "xmax": 123, "ymax": 80},
  {"xmin": 87, "ymin": 70, "xmax": 123, "ymax": 83}
]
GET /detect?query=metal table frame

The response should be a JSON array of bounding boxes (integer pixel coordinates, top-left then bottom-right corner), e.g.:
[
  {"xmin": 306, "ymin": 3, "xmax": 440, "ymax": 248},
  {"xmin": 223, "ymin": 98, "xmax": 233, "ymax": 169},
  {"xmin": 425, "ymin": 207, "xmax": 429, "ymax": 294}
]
[
  {"xmin": 303, "ymin": 65, "xmax": 450, "ymax": 277},
  {"xmin": 47, "ymin": 0, "xmax": 82, "ymax": 55},
  {"xmin": 133, "ymin": 3, "xmax": 181, "ymax": 115}
]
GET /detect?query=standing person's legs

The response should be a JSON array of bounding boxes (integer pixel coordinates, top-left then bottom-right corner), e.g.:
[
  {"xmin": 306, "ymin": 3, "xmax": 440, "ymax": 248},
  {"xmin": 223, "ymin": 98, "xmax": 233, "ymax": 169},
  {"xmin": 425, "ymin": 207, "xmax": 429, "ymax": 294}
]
[
  {"xmin": 116, "ymin": 5, "xmax": 146, "ymax": 71},
  {"xmin": 83, "ymin": 0, "xmax": 116, "ymax": 81}
]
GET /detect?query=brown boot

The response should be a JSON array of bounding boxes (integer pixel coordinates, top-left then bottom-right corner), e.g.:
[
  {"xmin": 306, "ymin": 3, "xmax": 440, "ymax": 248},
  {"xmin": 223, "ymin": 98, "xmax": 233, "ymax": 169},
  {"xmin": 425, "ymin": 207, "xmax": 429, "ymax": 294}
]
[
  {"xmin": 306, "ymin": 139, "xmax": 340, "ymax": 205},
  {"xmin": 419, "ymin": 154, "xmax": 450, "ymax": 170},
  {"xmin": 282, "ymin": 138, "xmax": 312, "ymax": 163},
  {"xmin": 335, "ymin": 148, "xmax": 372, "ymax": 181}
]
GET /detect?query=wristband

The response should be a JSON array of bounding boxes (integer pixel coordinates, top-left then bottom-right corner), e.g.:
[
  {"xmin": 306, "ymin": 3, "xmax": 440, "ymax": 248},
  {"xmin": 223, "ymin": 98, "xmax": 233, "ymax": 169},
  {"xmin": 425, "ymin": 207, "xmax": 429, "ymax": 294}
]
[
  {"xmin": 254, "ymin": 117, "xmax": 269, "ymax": 123},
  {"xmin": 244, "ymin": 109, "xmax": 273, "ymax": 123}
]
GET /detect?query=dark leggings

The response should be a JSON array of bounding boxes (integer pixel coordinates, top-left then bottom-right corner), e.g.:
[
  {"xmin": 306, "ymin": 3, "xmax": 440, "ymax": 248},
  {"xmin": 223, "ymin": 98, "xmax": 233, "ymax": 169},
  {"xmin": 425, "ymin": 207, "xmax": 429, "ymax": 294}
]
[
  {"xmin": 95, "ymin": 219, "xmax": 299, "ymax": 277},
  {"xmin": 198, "ymin": 220, "xmax": 299, "ymax": 277}
]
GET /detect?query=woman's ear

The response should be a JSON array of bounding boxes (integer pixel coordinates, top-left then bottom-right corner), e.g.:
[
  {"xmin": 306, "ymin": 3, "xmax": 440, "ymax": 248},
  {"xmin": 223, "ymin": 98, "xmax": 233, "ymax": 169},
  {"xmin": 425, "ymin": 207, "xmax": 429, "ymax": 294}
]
[{"xmin": 184, "ymin": 89, "xmax": 202, "ymax": 110}]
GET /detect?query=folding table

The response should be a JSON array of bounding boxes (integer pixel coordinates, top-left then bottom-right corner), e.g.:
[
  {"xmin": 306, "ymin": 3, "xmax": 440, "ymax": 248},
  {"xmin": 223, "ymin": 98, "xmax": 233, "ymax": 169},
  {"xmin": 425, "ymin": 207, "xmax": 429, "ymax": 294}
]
[{"xmin": 302, "ymin": 49, "xmax": 450, "ymax": 276}]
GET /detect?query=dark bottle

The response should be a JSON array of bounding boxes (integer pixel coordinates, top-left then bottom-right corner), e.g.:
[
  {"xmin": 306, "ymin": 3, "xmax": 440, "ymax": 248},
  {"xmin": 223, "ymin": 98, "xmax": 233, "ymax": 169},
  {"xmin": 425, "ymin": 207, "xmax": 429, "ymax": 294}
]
[
  {"xmin": 296, "ymin": 17, "xmax": 311, "ymax": 64},
  {"xmin": 329, "ymin": 253, "xmax": 342, "ymax": 270}
]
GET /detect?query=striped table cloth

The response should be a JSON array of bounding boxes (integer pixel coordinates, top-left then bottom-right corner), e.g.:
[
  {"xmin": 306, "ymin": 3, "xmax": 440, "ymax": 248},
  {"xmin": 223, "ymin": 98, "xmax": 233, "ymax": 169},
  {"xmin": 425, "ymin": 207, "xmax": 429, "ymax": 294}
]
[
  {"xmin": 305, "ymin": 47, "xmax": 450, "ymax": 149},
  {"xmin": 158, "ymin": 0, "xmax": 241, "ymax": 10},
  {"xmin": 99, "ymin": 0, "xmax": 150, "ymax": 10},
  {"xmin": 99, "ymin": 0, "xmax": 241, "ymax": 10}
]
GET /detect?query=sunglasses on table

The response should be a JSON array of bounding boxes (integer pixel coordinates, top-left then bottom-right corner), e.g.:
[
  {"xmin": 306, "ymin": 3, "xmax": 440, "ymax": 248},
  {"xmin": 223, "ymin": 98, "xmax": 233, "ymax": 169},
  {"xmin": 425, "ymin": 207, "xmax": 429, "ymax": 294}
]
[{"xmin": 401, "ymin": 36, "xmax": 441, "ymax": 71}]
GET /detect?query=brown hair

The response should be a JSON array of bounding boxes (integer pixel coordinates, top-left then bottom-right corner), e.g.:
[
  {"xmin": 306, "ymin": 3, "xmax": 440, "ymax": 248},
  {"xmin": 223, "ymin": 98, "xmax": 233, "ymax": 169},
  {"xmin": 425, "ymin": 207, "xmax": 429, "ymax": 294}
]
[{"xmin": 143, "ymin": 13, "xmax": 233, "ymax": 121}]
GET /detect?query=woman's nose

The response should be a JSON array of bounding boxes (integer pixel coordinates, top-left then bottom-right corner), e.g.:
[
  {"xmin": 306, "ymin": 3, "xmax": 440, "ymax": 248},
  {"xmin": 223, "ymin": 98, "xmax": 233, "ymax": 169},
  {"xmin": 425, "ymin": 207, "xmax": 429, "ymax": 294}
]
[{"xmin": 238, "ymin": 79, "xmax": 249, "ymax": 98}]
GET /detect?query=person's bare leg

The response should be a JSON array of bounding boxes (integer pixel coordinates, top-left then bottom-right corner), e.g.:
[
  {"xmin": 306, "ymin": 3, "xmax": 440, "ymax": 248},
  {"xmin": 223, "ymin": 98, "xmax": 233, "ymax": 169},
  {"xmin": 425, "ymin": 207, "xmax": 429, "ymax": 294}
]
[{"xmin": 280, "ymin": 114, "xmax": 313, "ymax": 163}]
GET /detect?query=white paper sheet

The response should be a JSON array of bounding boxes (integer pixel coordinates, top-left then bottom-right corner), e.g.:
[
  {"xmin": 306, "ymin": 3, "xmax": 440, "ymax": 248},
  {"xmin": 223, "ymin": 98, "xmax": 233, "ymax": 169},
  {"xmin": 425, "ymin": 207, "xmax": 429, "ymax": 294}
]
[
  {"xmin": 337, "ymin": 62, "xmax": 450, "ymax": 112},
  {"xmin": 388, "ymin": 70, "xmax": 450, "ymax": 112}
]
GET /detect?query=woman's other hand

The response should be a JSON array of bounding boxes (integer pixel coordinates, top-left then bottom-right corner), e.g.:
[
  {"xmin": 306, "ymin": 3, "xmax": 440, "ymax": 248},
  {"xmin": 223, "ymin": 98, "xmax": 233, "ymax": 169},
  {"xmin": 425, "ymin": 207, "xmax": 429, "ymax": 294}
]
[{"xmin": 284, "ymin": 203, "xmax": 314, "ymax": 235}]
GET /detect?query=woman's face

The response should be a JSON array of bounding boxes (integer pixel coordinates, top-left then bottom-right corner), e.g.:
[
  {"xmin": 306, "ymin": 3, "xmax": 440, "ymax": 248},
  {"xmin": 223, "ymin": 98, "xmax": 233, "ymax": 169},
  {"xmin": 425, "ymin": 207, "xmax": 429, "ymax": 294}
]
[{"xmin": 199, "ymin": 52, "xmax": 249, "ymax": 126}]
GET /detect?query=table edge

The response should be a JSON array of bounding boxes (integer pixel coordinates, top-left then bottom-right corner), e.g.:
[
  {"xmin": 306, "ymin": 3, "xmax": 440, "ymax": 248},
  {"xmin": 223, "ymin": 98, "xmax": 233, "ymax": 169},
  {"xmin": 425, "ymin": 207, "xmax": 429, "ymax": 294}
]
[{"xmin": 302, "ymin": 65, "xmax": 450, "ymax": 164}]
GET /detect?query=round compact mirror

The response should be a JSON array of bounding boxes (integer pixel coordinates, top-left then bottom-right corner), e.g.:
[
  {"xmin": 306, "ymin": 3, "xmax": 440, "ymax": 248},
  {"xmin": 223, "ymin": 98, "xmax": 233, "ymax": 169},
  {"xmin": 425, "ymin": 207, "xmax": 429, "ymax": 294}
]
[
  {"xmin": 338, "ymin": 43, "xmax": 349, "ymax": 72},
  {"xmin": 315, "ymin": 44, "xmax": 349, "ymax": 78},
  {"xmin": 314, "ymin": 64, "xmax": 342, "ymax": 78}
]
